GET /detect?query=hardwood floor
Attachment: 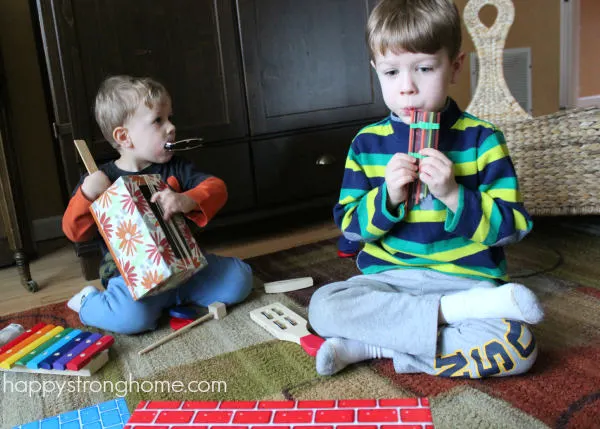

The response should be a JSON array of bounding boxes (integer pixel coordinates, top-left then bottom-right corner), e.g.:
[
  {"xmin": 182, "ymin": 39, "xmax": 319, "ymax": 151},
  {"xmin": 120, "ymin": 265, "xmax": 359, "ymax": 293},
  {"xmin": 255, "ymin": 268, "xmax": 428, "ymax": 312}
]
[{"xmin": 0, "ymin": 212, "xmax": 339, "ymax": 316}]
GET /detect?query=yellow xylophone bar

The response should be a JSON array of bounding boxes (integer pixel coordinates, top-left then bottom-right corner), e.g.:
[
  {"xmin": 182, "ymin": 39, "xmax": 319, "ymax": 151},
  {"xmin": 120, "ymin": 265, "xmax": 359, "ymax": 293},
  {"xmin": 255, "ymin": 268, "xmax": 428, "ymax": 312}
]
[{"xmin": 0, "ymin": 324, "xmax": 57, "ymax": 366}]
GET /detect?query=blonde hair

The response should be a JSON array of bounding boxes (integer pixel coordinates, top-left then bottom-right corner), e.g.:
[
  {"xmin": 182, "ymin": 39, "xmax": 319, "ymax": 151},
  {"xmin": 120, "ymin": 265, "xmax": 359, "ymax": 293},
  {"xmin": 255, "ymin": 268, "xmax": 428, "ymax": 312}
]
[
  {"xmin": 94, "ymin": 75, "xmax": 169, "ymax": 148},
  {"xmin": 367, "ymin": 0, "xmax": 461, "ymax": 61}
]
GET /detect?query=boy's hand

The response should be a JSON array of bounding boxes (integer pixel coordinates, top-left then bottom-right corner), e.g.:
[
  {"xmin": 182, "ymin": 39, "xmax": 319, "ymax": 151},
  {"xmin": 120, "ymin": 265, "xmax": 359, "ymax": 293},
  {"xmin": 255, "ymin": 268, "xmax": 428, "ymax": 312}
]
[
  {"xmin": 418, "ymin": 148, "xmax": 459, "ymax": 212},
  {"xmin": 385, "ymin": 153, "xmax": 418, "ymax": 209},
  {"xmin": 81, "ymin": 171, "xmax": 112, "ymax": 201},
  {"xmin": 150, "ymin": 188, "xmax": 198, "ymax": 221}
]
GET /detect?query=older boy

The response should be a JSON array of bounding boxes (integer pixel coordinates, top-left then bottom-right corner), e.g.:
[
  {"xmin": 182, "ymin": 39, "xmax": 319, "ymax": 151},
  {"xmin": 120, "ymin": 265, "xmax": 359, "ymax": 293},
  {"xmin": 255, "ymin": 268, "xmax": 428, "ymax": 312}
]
[
  {"xmin": 308, "ymin": 0, "xmax": 543, "ymax": 377},
  {"xmin": 63, "ymin": 75, "xmax": 252, "ymax": 334}
]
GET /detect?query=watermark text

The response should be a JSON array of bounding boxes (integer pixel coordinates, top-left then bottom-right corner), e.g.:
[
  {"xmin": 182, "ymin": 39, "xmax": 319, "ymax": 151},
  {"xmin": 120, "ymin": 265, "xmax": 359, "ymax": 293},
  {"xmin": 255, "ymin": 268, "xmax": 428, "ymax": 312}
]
[{"xmin": 2, "ymin": 373, "xmax": 227, "ymax": 398}]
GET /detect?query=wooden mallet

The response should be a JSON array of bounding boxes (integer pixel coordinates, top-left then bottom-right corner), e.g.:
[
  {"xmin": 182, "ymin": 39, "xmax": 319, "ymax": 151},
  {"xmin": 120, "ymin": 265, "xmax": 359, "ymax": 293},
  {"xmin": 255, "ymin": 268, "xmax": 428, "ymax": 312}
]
[{"xmin": 138, "ymin": 302, "xmax": 226, "ymax": 355}]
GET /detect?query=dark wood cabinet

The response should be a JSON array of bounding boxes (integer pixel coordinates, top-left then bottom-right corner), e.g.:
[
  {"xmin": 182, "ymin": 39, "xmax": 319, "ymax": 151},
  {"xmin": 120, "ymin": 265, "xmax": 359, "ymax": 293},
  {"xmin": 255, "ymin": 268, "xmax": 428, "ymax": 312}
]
[
  {"xmin": 35, "ymin": 0, "xmax": 387, "ymax": 220},
  {"xmin": 238, "ymin": 0, "xmax": 384, "ymax": 135}
]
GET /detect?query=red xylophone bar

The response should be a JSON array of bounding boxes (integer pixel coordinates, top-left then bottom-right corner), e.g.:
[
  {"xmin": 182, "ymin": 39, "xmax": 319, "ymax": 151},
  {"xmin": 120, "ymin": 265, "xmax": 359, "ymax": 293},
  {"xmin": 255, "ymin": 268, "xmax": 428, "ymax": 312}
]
[
  {"xmin": 65, "ymin": 335, "xmax": 115, "ymax": 371},
  {"xmin": 0, "ymin": 322, "xmax": 46, "ymax": 355}
]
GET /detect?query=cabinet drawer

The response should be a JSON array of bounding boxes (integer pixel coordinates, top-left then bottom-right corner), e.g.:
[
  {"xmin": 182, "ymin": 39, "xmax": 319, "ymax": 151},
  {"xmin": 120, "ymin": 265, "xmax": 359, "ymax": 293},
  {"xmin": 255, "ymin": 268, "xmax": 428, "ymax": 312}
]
[
  {"xmin": 252, "ymin": 126, "xmax": 360, "ymax": 206},
  {"xmin": 181, "ymin": 141, "xmax": 255, "ymax": 214}
]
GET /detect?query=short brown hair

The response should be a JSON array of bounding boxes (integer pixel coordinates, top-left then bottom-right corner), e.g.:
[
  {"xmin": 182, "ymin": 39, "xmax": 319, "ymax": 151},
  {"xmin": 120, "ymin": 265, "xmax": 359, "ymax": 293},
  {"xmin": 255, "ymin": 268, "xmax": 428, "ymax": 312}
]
[
  {"xmin": 94, "ymin": 75, "xmax": 169, "ymax": 148},
  {"xmin": 367, "ymin": 0, "xmax": 461, "ymax": 61}
]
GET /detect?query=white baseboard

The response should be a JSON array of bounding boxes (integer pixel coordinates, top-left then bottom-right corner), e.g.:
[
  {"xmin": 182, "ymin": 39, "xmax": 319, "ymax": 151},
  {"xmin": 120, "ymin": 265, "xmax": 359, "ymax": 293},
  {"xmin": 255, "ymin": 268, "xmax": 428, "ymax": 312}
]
[
  {"xmin": 32, "ymin": 215, "xmax": 64, "ymax": 242},
  {"xmin": 576, "ymin": 95, "xmax": 600, "ymax": 108}
]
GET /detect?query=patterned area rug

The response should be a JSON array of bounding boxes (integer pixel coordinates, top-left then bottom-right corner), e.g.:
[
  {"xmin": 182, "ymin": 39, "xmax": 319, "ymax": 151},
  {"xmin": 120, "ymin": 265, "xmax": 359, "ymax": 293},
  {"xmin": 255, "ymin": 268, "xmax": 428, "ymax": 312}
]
[{"xmin": 1, "ymin": 218, "xmax": 599, "ymax": 429}]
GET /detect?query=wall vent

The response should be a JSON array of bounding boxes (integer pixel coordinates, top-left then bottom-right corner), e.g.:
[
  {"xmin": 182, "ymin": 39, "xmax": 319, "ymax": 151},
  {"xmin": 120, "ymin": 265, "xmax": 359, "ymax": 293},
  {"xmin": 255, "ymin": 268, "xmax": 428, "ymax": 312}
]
[{"xmin": 470, "ymin": 47, "xmax": 532, "ymax": 114}]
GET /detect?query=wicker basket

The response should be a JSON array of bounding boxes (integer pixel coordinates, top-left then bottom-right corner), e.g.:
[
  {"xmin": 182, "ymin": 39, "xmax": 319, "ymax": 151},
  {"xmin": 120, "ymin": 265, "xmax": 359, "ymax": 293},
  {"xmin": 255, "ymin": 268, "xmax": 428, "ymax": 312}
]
[{"xmin": 464, "ymin": 0, "xmax": 600, "ymax": 216}]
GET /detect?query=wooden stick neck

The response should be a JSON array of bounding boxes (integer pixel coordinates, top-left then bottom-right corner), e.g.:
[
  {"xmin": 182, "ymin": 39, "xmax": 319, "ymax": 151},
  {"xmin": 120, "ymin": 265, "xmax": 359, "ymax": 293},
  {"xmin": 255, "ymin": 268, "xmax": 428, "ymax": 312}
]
[{"xmin": 73, "ymin": 139, "xmax": 99, "ymax": 174}]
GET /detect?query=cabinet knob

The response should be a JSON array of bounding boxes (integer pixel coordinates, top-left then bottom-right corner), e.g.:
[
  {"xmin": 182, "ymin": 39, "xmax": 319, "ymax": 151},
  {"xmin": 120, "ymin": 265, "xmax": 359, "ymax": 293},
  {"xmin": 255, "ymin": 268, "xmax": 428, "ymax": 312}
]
[{"xmin": 315, "ymin": 154, "xmax": 336, "ymax": 166}]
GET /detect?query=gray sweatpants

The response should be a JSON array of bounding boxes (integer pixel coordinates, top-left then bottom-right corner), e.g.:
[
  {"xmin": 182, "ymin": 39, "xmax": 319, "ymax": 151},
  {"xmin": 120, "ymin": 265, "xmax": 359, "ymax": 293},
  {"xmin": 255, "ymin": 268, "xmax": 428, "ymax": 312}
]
[{"xmin": 308, "ymin": 269, "xmax": 538, "ymax": 378}]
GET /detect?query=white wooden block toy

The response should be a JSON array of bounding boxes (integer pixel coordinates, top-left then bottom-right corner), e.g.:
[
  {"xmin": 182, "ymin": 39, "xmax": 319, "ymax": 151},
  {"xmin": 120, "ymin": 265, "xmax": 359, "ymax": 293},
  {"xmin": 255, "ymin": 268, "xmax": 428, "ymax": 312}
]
[{"xmin": 264, "ymin": 277, "xmax": 314, "ymax": 293}]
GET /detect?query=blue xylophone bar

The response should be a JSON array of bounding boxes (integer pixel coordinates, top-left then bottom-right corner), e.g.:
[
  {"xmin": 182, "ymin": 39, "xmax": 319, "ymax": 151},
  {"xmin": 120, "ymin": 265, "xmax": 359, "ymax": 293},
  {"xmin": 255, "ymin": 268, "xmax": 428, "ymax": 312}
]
[
  {"xmin": 53, "ymin": 332, "xmax": 102, "ymax": 370},
  {"xmin": 38, "ymin": 331, "xmax": 92, "ymax": 370},
  {"xmin": 27, "ymin": 329, "xmax": 83, "ymax": 369}
]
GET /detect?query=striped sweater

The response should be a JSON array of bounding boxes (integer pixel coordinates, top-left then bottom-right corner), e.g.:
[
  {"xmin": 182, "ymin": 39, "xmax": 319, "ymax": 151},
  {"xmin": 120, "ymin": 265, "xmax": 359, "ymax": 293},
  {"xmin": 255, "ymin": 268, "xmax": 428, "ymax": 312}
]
[{"xmin": 334, "ymin": 98, "xmax": 532, "ymax": 283}]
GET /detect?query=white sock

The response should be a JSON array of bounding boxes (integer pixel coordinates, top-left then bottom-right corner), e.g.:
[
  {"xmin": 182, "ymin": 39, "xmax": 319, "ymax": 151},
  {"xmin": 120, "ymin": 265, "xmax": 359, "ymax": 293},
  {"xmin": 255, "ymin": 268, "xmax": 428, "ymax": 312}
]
[
  {"xmin": 67, "ymin": 285, "xmax": 99, "ymax": 313},
  {"xmin": 439, "ymin": 283, "xmax": 544, "ymax": 325},
  {"xmin": 315, "ymin": 337, "xmax": 394, "ymax": 376}
]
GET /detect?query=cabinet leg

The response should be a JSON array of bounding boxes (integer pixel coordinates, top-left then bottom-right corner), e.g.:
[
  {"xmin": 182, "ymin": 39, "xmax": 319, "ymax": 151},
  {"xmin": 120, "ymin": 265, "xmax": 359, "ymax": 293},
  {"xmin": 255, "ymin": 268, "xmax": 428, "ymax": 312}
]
[{"xmin": 15, "ymin": 249, "xmax": 39, "ymax": 292}]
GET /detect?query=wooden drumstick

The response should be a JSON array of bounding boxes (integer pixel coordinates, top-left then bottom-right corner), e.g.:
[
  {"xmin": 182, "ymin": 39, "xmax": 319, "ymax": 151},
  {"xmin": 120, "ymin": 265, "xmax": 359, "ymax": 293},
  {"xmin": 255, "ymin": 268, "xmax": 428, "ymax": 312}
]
[{"xmin": 138, "ymin": 302, "xmax": 226, "ymax": 355}]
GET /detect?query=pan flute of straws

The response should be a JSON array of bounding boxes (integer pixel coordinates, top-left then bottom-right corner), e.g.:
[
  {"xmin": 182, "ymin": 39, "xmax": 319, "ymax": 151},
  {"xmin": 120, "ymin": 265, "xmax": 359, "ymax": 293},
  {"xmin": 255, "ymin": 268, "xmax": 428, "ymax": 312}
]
[
  {"xmin": 74, "ymin": 140, "xmax": 208, "ymax": 301},
  {"xmin": 407, "ymin": 110, "xmax": 441, "ymax": 207},
  {"xmin": 0, "ymin": 322, "xmax": 114, "ymax": 376}
]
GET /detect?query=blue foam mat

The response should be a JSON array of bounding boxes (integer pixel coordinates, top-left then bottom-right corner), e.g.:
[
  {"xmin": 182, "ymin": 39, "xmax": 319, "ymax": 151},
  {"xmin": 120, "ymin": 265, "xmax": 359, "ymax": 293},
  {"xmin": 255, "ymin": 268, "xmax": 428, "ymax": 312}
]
[{"xmin": 13, "ymin": 397, "xmax": 130, "ymax": 429}]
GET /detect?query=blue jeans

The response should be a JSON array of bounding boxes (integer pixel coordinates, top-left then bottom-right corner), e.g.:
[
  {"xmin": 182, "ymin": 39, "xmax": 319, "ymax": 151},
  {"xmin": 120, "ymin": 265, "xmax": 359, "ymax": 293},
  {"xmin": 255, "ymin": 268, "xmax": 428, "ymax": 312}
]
[{"xmin": 79, "ymin": 254, "xmax": 253, "ymax": 334}]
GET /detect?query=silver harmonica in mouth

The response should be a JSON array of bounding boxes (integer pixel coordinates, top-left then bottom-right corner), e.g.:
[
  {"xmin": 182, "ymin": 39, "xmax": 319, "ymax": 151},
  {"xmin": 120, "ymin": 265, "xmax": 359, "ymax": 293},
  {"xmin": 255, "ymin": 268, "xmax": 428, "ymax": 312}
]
[{"xmin": 164, "ymin": 138, "xmax": 204, "ymax": 151}]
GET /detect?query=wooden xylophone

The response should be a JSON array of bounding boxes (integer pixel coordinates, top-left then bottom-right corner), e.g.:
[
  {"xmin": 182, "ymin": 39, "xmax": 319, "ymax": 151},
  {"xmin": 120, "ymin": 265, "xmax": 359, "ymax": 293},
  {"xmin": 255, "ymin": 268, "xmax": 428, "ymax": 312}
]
[{"xmin": 0, "ymin": 322, "xmax": 114, "ymax": 376}]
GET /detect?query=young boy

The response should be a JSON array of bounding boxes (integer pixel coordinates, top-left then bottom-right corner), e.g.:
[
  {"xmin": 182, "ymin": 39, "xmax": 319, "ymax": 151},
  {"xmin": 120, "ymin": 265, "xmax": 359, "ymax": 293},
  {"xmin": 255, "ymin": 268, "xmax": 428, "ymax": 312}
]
[
  {"xmin": 63, "ymin": 75, "xmax": 253, "ymax": 334},
  {"xmin": 308, "ymin": 0, "xmax": 544, "ymax": 378}
]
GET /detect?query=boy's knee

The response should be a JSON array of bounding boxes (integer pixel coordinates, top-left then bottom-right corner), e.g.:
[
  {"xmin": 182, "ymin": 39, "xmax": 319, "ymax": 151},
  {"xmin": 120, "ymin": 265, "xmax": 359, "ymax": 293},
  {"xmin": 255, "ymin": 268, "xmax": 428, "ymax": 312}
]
[
  {"xmin": 468, "ymin": 322, "xmax": 538, "ymax": 378},
  {"xmin": 219, "ymin": 257, "xmax": 253, "ymax": 304},
  {"xmin": 506, "ymin": 324, "xmax": 538, "ymax": 376},
  {"xmin": 119, "ymin": 305, "xmax": 160, "ymax": 334},
  {"xmin": 308, "ymin": 282, "xmax": 346, "ymax": 331},
  {"xmin": 310, "ymin": 282, "xmax": 346, "ymax": 305},
  {"xmin": 514, "ymin": 345, "xmax": 538, "ymax": 375},
  {"xmin": 308, "ymin": 285, "xmax": 328, "ymax": 319}
]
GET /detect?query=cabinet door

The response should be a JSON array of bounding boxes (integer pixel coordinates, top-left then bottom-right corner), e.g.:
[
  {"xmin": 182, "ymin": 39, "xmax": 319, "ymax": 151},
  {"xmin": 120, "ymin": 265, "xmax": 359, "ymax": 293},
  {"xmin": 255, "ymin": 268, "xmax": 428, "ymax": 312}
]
[
  {"xmin": 237, "ymin": 0, "xmax": 387, "ymax": 135},
  {"xmin": 36, "ymin": 0, "xmax": 248, "ymax": 193}
]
